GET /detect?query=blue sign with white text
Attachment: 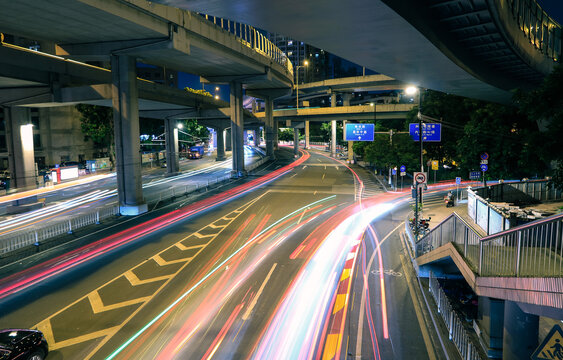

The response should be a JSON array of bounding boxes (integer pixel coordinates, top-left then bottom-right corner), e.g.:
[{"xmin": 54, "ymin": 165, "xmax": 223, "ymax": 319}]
[
  {"xmin": 344, "ymin": 123, "xmax": 374, "ymax": 141},
  {"xmin": 409, "ymin": 123, "xmax": 441, "ymax": 142},
  {"xmin": 469, "ymin": 171, "xmax": 481, "ymax": 180}
]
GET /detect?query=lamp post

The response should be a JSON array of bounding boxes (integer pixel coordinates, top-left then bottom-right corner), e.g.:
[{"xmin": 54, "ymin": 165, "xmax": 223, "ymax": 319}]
[
  {"xmin": 295, "ymin": 60, "xmax": 309, "ymax": 109},
  {"xmin": 406, "ymin": 86, "xmax": 424, "ymax": 237}
]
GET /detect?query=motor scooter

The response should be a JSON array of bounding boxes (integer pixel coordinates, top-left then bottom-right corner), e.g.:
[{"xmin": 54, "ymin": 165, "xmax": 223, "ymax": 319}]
[{"xmin": 444, "ymin": 195, "xmax": 454, "ymax": 207}]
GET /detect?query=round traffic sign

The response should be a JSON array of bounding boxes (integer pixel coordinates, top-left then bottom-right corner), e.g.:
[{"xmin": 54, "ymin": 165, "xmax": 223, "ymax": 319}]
[
  {"xmin": 480, "ymin": 152, "xmax": 489, "ymax": 160},
  {"xmin": 480, "ymin": 164, "xmax": 488, "ymax": 172},
  {"xmin": 415, "ymin": 173, "xmax": 426, "ymax": 184},
  {"xmin": 400, "ymin": 165, "xmax": 406, "ymax": 172}
]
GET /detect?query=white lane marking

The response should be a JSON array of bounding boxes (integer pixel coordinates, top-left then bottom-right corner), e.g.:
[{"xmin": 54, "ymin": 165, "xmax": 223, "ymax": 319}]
[
  {"xmin": 322, "ymin": 173, "xmax": 326, "ymax": 180},
  {"xmin": 297, "ymin": 208, "xmax": 307, "ymax": 224},
  {"xmin": 242, "ymin": 263, "xmax": 277, "ymax": 320},
  {"xmin": 355, "ymin": 222, "xmax": 404, "ymax": 357}
]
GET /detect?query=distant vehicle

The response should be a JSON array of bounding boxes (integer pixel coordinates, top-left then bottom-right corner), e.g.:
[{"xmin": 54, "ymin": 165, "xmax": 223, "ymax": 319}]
[
  {"xmin": 0, "ymin": 329, "xmax": 48, "ymax": 360},
  {"xmin": 188, "ymin": 146, "xmax": 205, "ymax": 159}
]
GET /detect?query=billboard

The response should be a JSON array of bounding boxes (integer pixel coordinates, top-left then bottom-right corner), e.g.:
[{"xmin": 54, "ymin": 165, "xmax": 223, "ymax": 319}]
[{"xmin": 344, "ymin": 123, "xmax": 374, "ymax": 141}]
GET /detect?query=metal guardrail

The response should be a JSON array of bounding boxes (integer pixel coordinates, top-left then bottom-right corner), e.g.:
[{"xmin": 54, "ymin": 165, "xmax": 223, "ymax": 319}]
[
  {"xmin": 507, "ymin": 0, "xmax": 562, "ymax": 61},
  {"xmin": 429, "ymin": 272, "xmax": 483, "ymax": 360},
  {"xmin": 198, "ymin": 14, "xmax": 293, "ymax": 75},
  {"xmin": 0, "ymin": 205, "xmax": 120, "ymax": 255},
  {"xmin": 416, "ymin": 211, "xmax": 563, "ymax": 277},
  {"xmin": 0, "ymin": 157, "xmax": 273, "ymax": 256}
]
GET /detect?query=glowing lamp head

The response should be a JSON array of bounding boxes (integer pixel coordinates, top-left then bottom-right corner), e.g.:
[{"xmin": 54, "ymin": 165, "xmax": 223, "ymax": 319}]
[
  {"xmin": 177, "ymin": 123, "xmax": 183, "ymax": 129},
  {"xmin": 405, "ymin": 86, "xmax": 418, "ymax": 95},
  {"xmin": 303, "ymin": 60, "xmax": 309, "ymax": 66}
]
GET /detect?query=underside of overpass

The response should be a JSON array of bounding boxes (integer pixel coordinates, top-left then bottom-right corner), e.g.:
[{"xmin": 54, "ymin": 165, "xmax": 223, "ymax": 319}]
[{"xmin": 159, "ymin": 0, "xmax": 560, "ymax": 103}]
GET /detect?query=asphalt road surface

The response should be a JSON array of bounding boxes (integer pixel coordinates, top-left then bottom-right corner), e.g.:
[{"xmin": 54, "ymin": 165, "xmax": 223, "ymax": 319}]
[{"xmin": 0, "ymin": 149, "xmax": 450, "ymax": 360}]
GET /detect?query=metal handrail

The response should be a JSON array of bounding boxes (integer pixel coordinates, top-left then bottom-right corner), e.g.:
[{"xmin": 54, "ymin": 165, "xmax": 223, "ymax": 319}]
[
  {"xmin": 198, "ymin": 14, "xmax": 294, "ymax": 76},
  {"xmin": 415, "ymin": 210, "xmax": 563, "ymax": 277},
  {"xmin": 429, "ymin": 272, "xmax": 483, "ymax": 360},
  {"xmin": 507, "ymin": 0, "xmax": 562, "ymax": 61}
]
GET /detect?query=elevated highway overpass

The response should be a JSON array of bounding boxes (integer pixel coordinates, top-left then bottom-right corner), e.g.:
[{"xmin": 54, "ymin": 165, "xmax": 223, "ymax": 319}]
[
  {"xmin": 0, "ymin": 0, "xmax": 295, "ymax": 214},
  {"xmin": 160, "ymin": 0, "xmax": 561, "ymax": 103}
]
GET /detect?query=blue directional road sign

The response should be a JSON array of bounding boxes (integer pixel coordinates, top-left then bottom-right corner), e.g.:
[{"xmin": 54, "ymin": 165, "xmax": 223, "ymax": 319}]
[
  {"xmin": 480, "ymin": 164, "xmax": 488, "ymax": 172},
  {"xmin": 392, "ymin": 168, "xmax": 397, "ymax": 175},
  {"xmin": 400, "ymin": 165, "xmax": 406, "ymax": 172},
  {"xmin": 456, "ymin": 177, "xmax": 461, "ymax": 185},
  {"xmin": 409, "ymin": 123, "xmax": 441, "ymax": 142},
  {"xmin": 469, "ymin": 171, "xmax": 481, "ymax": 180},
  {"xmin": 344, "ymin": 123, "xmax": 374, "ymax": 141}
]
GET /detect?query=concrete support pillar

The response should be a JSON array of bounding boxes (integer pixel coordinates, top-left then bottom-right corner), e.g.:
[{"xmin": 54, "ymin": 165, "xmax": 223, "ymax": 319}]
[
  {"xmin": 476, "ymin": 297, "xmax": 505, "ymax": 358},
  {"xmin": 331, "ymin": 94, "xmax": 337, "ymax": 157},
  {"xmin": 342, "ymin": 94, "xmax": 353, "ymax": 161},
  {"xmin": 111, "ymin": 55, "xmax": 147, "ymax": 215},
  {"xmin": 305, "ymin": 121, "xmax": 310, "ymax": 149},
  {"xmin": 230, "ymin": 81, "xmax": 245, "ymax": 177},
  {"xmin": 215, "ymin": 127, "xmax": 226, "ymax": 161},
  {"xmin": 293, "ymin": 127, "xmax": 299, "ymax": 156},
  {"xmin": 5, "ymin": 107, "xmax": 36, "ymax": 189},
  {"xmin": 503, "ymin": 301, "xmax": 539, "ymax": 360},
  {"xmin": 265, "ymin": 97, "xmax": 275, "ymax": 159},
  {"xmin": 225, "ymin": 128, "xmax": 232, "ymax": 151},
  {"xmin": 164, "ymin": 118, "xmax": 179, "ymax": 175}
]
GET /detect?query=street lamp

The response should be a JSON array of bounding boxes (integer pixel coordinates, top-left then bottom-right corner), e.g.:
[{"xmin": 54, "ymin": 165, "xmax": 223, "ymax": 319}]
[
  {"xmin": 406, "ymin": 86, "xmax": 424, "ymax": 237},
  {"xmin": 295, "ymin": 60, "xmax": 309, "ymax": 109}
]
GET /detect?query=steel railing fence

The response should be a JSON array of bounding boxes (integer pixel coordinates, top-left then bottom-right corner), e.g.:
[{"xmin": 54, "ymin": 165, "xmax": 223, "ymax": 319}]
[
  {"xmin": 0, "ymin": 157, "xmax": 274, "ymax": 256},
  {"xmin": 198, "ymin": 13, "xmax": 293, "ymax": 75},
  {"xmin": 507, "ymin": 0, "xmax": 562, "ymax": 61},
  {"xmin": 0, "ymin": 205, "xmax": 120, "ymax": 255},
  {"xmin": 415, "ymin": 211, "xmax": 563, "ymax": 277},
  {"xmin": 429, "ymin": 272, "xmax": 483, "ymax": 360}
]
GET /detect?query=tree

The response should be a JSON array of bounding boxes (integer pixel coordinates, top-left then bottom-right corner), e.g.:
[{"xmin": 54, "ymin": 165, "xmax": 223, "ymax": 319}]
[
  {"xmin": 278, "ymin": 128, "xmax": 294, "ymax": 142},
  {"xmin": 76, "ymin": 104, "xmax": 114, "ymax": 165},
  {"xmin": 515, "ymin": 63, "xmax": 563, "ymax": 190}
]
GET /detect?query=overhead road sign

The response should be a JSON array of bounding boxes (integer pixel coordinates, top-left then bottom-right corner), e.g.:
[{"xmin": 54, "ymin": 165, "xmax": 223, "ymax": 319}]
[
  {"xmin": 344, "ymin": 123, "xmax": 374, "ymax": 141},
  {"xmin": 409, "ymin": 123, "xmax": 441, "ymax": 142}
]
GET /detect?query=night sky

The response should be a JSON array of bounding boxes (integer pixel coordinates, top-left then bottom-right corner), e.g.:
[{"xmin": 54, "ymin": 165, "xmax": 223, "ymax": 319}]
[{"xmin": 538, "ymin": 0, "xmax": 563, "ymax": 23}]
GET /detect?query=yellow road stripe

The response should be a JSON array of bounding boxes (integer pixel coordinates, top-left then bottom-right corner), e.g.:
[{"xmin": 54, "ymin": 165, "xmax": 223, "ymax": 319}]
[
  {"xmin": 333, "ymin": 294, "xmax": 347, "ymax": 314},
  {"xmin": 340, "ymin": 268, "xmax": 350, "ymax": 281},
  {"xmin": 323, "ymin": 334, "xmax": 340, "ymax": 360}
]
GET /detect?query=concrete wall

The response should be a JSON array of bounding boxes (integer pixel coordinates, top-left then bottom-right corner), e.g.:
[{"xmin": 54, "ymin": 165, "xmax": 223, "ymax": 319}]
[{"xmin": 0, "ymin": 106, "xmax": 97, "ymax": 170}]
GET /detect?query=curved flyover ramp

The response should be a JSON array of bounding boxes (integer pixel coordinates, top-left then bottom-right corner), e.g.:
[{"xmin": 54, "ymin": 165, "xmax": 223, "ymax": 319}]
[{"xmin": 158, "ymin": 0, "xmax": 560, "ymax": 103}]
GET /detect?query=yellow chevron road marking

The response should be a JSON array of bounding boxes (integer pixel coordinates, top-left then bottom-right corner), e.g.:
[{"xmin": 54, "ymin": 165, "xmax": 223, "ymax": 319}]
[
  {"xmin": 33, "ymin": 193, "xmax": 267, "ymax": 358},
  {"xmin": 88, "ymin": 291, "xmax": 150, "ymax": 314},
  {"xmin": 323, "ymin": 334, "xmax": 340, "ymax": 360},
  {"xmin": 124, "ymin": 270, "xmax": 171, "ymax": 286}
]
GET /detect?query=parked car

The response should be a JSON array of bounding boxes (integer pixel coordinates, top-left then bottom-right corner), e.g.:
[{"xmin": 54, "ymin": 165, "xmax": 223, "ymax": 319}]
[{"xmin": 0, "ymin": 329, "xmax": 48, "ymax": 360}]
